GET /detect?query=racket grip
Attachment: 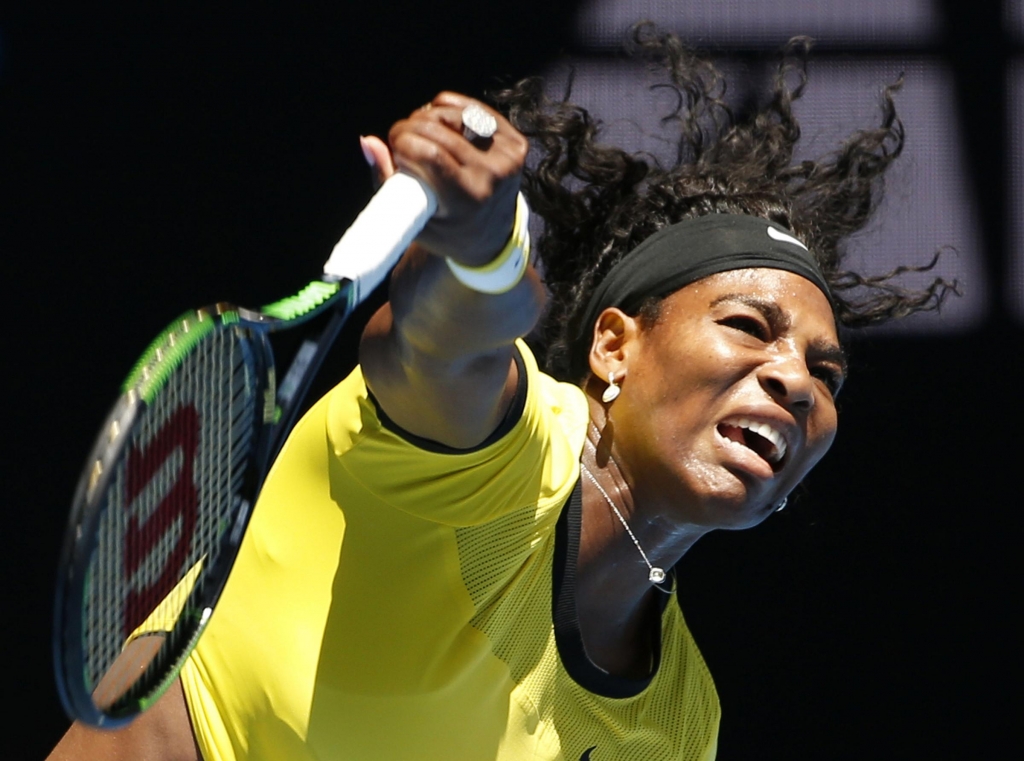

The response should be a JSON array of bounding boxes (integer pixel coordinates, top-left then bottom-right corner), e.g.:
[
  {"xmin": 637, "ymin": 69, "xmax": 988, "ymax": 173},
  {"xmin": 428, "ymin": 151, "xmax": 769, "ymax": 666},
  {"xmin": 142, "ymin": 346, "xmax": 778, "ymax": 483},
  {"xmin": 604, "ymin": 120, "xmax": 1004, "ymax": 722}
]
[{"xmin": 322, "ymin": 172, "xmax": 438, "ymax": 303}]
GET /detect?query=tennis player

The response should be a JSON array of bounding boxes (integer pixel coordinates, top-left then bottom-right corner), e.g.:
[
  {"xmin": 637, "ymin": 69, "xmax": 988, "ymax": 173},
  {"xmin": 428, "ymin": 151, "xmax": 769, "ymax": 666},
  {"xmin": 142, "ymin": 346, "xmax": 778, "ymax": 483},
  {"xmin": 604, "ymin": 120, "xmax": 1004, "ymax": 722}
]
[{"xmin": 48, "ymin": 28, "xmax": 951, "ymax": 761}]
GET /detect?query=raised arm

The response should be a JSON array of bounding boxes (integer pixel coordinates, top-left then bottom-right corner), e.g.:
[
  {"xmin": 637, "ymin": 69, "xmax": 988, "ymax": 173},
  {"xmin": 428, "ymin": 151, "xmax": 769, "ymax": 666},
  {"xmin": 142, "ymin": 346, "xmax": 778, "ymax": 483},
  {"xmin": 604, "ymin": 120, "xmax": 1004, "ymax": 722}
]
[{"xmin": 359, "ymin": 92, "xmax": 546, "ymax": 449}]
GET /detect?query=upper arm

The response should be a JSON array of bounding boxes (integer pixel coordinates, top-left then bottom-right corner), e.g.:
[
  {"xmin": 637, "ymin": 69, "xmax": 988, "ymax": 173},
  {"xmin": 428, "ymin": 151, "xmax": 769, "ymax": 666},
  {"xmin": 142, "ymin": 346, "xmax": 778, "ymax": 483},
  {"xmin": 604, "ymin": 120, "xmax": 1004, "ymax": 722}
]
[{"xmin": 359, "ymin": 243, "xmax": 546, "ymax": 449}]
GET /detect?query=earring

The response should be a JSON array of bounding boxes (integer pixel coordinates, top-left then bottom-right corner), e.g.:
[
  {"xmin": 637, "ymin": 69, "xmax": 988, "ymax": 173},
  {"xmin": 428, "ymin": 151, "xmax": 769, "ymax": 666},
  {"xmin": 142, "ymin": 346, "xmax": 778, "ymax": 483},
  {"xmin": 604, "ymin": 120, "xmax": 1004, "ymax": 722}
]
[
  {"xmin": 601, "ymin": 371, "xmax": 621, "ymax": 403},
  {"xmin": 774, "ymin": 496, "xmax": 788, "ymax": 512}
]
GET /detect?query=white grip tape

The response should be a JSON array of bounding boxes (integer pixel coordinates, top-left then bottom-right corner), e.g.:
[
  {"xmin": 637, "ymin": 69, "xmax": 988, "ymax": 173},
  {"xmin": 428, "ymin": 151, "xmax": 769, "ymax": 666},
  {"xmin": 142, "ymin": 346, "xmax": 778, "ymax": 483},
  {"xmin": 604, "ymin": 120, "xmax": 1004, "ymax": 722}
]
[{"xmin": 322, "ymin": 172, "xmax": 438, "ymax": 302}]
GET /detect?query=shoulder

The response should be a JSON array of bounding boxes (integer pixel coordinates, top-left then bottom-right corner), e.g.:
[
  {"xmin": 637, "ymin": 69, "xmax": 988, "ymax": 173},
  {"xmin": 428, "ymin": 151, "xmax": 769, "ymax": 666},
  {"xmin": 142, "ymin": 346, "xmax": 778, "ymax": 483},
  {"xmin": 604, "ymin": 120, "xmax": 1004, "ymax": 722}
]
[{"xmin": 323, "ymin": 340, "xmax": 590, "ymax": 526}]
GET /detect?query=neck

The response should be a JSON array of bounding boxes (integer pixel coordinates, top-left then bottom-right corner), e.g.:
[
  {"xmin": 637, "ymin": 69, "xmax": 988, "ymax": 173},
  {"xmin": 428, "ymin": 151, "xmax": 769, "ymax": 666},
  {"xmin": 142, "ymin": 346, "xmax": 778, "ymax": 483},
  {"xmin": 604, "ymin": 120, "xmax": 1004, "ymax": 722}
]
[
  {"xmin": 573, "ymin": 400, "xmax": 707, "ymax": 677},
  {"xmin": 581, "ymin": 399, "xmax": 708, "ymax": 571}
]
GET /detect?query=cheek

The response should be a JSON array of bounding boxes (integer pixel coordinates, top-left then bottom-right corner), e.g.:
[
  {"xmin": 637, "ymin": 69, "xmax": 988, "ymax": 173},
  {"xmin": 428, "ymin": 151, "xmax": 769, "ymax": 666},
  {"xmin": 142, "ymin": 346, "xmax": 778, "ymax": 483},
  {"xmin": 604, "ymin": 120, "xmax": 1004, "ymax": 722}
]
[
  {"xmin": 613, "ymin": 374, "xmax": 708, "ymax": 466},
  {"xmin": 803, "ymin": 404, "xmax": 839, "ymax": 470},
  {"xmin": 622, "ymin": 326, "xmax": 745, "ymax": 448},
  {"xmin": 633, "ymin": 348, "xmax": 744, "ymax": 441},
  {"xmin": 629, "ymin": 383, "xmax": 727, "ymax": 474},
  {"xmin": 645, "ymin": 335, "xmax": 740, "ymax": 400}
]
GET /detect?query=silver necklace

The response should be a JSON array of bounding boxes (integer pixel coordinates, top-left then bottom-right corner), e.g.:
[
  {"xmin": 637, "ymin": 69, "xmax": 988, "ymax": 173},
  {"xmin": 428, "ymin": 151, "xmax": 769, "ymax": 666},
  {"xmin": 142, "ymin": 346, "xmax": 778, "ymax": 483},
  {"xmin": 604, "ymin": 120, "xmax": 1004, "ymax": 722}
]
[{"xmin": 580, "ymin": 463, "xmax": 668, "ymax": 587}]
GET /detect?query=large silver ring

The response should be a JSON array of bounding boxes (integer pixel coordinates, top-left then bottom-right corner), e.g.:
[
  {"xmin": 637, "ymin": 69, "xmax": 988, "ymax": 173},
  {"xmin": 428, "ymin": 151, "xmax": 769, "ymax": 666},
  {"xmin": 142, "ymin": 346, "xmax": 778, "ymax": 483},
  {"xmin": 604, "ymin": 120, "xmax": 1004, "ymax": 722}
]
[{"xmin": 462, "ymin": 104, "xmax": 497, "ymax": 143}]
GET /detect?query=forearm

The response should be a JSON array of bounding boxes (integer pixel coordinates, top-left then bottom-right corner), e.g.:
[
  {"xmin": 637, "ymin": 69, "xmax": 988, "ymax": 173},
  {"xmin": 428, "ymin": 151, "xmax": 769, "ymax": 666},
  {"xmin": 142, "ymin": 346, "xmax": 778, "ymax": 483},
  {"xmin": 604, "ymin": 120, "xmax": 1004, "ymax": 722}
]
[
  {"xmin": 360, "ymin": 241, "xmax": 546, "ymax": 448},
  {"xmin": 46, "ymin": 678, "xmax": 199, "ymax": 761},
  {"xmin": 356, "ymin": 92, "xmax": 543, "ymax": 448}
]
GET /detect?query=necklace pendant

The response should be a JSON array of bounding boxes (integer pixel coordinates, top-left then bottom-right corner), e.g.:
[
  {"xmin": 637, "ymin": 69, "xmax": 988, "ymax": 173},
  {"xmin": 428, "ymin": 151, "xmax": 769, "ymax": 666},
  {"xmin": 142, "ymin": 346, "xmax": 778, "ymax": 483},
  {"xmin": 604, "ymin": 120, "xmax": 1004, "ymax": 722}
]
[{"xmin": 649, "ymin": 567, "xmax": 666, "ymax": 584}]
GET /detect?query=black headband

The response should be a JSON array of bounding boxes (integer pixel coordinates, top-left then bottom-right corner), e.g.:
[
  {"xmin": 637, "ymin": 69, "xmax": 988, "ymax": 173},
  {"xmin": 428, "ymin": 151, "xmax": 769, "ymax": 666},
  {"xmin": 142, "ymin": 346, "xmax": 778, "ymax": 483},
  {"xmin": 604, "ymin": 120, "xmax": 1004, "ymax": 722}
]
[{"xmin": 572, "ymin": 213, "xmax": 832, "ymax": 379}]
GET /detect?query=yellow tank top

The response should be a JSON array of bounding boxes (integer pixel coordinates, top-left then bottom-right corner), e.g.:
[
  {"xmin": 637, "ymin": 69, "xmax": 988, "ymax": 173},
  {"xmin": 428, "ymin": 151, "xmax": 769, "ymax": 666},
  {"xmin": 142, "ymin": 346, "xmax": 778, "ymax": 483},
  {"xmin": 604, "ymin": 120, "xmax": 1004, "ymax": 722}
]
[{"xmin": 175, "ymin": 341, "xmax": 720, "ymax": 760}]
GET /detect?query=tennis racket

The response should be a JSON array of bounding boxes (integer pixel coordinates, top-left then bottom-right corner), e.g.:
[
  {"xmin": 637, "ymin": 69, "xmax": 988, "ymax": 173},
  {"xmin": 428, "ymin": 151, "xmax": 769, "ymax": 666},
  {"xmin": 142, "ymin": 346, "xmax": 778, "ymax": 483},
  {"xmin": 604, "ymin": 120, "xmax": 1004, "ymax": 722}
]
[{"xmin": 53, "ymin": 172, "xmax": 437, "ymax": 727}]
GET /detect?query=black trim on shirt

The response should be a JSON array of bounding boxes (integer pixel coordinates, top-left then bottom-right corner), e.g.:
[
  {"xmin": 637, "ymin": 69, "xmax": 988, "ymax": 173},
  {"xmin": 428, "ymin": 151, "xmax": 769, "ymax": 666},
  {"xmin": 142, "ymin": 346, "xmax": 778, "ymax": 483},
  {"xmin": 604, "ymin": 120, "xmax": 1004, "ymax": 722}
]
[
  {"xmin": 552, "ymin": 479, "xmax": 673, "ymax": 699},
  {"xmin": 368, "ymin": 348, "xmax": 528, "ymax": 455}
]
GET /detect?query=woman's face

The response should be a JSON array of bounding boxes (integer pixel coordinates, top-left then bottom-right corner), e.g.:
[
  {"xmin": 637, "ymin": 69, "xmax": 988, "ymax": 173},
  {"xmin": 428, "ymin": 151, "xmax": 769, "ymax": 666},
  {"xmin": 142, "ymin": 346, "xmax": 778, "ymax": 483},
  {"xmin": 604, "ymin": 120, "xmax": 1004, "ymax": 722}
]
[{"xmin": 601, "ymin": 268, "xmax": 845, "ymax": 530}]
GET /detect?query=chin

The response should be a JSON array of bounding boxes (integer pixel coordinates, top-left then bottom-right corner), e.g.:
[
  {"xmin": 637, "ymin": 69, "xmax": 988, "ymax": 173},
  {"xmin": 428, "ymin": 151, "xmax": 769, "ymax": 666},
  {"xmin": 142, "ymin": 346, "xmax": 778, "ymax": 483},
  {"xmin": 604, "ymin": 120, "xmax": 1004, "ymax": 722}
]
[
  {"xmin": 675, "ymin": 492, "xmax": 767, "ymax": 531},
  {"xmin": 717, "ymin": 503, "xmax": 776, "ymax": 531}
]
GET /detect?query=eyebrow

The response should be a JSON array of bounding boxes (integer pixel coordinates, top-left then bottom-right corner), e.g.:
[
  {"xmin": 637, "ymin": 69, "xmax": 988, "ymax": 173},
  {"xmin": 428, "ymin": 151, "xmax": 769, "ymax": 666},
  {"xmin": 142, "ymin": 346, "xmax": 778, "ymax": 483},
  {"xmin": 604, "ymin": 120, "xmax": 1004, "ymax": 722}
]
[
  {"xmin": 710, "ymin": 292, "xmax": 848, "ymax": 376},
  {"xmin": 710, "ymin": 293, "xmax": 790, "ymax": 331}
]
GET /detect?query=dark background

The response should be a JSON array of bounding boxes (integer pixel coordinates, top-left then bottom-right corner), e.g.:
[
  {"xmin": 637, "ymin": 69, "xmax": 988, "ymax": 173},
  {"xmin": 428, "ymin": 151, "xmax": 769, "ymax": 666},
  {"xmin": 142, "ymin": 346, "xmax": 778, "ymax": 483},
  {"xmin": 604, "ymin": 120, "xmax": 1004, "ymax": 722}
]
[{"xmin": 2, "ymin": 2, "xmax": 1017, "ymax": 759}]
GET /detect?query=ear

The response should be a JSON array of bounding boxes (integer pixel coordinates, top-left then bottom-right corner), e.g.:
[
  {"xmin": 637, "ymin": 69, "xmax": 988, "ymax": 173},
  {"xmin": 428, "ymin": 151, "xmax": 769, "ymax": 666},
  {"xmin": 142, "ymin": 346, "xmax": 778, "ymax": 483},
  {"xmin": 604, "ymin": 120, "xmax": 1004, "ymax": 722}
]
[{"xmin": 587, "ymin": 307, "xmax": 641, "ymax": 383}]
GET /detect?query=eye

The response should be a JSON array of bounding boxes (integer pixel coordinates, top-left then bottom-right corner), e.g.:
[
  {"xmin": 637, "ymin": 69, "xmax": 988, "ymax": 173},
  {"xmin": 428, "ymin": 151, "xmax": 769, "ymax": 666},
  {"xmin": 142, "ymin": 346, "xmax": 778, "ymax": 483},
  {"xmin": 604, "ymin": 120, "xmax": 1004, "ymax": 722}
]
[
  {"xmin": 811, "ymin": 365, "xmax": 844, "ymax": 397},
  {"xmin": 720, "ymin": 315, "xmax": 769, "ymax": 341}
]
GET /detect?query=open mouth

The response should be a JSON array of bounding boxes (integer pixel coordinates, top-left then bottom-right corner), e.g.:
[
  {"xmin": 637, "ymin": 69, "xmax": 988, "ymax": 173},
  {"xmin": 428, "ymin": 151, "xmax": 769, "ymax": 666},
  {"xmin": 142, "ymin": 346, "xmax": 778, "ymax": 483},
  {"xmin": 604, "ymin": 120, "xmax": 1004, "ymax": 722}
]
[{"xmin": 717, "ymin": 417, "xmax": 788, "ymax": 473}]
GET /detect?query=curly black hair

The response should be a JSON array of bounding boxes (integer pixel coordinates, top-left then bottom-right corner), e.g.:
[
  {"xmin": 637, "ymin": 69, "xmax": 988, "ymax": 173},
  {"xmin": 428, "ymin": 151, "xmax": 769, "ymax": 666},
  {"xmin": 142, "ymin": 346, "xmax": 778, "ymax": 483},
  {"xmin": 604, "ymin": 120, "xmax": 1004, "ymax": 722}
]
[{"xmin": 491, "ymin": 24, "xmax": 958, "ymax": 381}]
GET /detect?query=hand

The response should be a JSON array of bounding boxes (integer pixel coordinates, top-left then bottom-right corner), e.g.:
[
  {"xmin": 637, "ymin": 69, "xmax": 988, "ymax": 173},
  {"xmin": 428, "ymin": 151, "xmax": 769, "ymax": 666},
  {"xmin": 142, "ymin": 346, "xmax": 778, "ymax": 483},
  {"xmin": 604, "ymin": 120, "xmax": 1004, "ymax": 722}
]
[{"xmin": 361, "ymin": 92, "xmax": 527, "ymax": 266}]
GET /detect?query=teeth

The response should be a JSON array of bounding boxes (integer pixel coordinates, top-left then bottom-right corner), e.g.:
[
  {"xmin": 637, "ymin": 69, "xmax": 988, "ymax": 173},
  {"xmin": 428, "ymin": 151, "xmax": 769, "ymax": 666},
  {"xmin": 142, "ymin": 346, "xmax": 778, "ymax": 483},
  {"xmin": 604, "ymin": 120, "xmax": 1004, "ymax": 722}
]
[{"xmin": 733, "ymin": 417, "xmax": 787, "ymax": 463}]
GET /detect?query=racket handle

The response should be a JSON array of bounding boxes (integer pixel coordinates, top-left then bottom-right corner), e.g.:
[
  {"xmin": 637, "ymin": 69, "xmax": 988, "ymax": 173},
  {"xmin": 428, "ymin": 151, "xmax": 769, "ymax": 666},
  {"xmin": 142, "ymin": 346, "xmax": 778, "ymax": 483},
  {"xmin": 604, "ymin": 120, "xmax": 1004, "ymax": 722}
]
[{"xmin": 322, "ymin": 172, "xmax": 438, "ymax": 303}]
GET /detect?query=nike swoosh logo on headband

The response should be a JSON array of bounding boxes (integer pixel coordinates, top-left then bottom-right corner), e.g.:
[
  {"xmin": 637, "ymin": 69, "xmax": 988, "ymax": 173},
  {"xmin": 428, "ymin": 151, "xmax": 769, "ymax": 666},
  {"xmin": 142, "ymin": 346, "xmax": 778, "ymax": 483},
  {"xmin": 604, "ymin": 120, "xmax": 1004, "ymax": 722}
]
[{"xmin": 766, "ymin": 225, "xmax": 808, "ymax": 251}]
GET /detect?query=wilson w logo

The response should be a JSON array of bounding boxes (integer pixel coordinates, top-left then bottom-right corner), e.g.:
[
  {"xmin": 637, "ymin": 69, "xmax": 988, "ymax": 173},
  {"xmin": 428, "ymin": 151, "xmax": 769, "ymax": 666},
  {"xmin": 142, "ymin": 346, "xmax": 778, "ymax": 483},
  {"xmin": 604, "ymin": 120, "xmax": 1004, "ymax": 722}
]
[{"xmin": 122, "ymin": 404, "xmax": 199, "ymax": 637}]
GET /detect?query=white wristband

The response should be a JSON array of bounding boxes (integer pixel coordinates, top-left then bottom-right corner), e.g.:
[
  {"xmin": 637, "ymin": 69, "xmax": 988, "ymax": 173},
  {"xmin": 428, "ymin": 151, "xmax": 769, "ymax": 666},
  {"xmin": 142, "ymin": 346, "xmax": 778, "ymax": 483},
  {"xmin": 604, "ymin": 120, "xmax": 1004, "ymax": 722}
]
[{"xmin": 445, "ymin": 193, "xmax": 530, "ymax": 295}]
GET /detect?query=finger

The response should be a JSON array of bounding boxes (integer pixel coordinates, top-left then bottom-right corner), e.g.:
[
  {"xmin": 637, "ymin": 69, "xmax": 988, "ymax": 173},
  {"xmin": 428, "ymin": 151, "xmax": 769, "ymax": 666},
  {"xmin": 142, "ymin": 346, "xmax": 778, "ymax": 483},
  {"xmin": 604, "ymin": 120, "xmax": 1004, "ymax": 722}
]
[
  {"xmin": 388, "ymin": 128, "xmax": 463, "ymax": 194},
  {"xmin": 416, "ymin": 94, "xmax": 514, "ymax": 152},
  {"xmin": 430, "ymin": 91, "xmax": 477, "ymax": 111},
  {"xmin": 430, "ymin": 93, "xmax": 522, "ymax": 152},
  {"xmin": 400, "ymin": 106, "xmax": 483, "ymax": 166},
  {"xmin": 402, "ymin": 106, "xmax": 524, "ymax": 171},
  {"xmin": 359, "ymin": 135, "xmax": 395, "ymax": 188},
  {"xmin": 393, "ymin": 116, "xmax": 525, "ymax": 215}
]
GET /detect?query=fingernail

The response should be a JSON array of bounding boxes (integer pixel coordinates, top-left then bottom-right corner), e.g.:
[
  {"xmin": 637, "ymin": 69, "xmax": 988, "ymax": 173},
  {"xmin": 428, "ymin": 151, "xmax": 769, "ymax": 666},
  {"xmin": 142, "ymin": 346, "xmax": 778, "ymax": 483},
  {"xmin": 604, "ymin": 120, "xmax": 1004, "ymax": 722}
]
[{"xmin": 359, "ymin": 136, "xmax": 376, "ymax": 168}]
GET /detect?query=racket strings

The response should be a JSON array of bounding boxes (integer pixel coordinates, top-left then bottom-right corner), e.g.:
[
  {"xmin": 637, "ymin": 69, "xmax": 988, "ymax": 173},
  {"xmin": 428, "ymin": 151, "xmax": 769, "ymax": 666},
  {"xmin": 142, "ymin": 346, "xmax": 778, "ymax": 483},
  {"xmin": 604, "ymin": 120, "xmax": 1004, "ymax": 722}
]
[{"xmin": 82, "ymin": 325, "xmax": 258, "ymax": 708}]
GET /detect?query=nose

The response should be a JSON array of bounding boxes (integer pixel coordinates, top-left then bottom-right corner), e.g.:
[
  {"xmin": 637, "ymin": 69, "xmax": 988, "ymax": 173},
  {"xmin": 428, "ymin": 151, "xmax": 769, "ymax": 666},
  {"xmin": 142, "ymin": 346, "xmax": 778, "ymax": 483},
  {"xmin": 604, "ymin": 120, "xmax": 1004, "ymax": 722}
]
[{"xmin": 758, "ymin": 355, "xmax": 815, "ymax": 412}]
